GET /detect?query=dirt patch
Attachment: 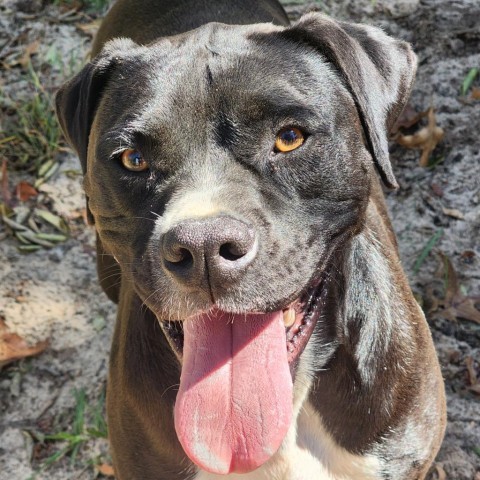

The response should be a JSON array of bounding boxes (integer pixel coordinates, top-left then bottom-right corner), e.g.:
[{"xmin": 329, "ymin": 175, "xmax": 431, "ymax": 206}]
[{"xmin": 0, "ymin": 0, "xmax": 479, "ymax": 478}]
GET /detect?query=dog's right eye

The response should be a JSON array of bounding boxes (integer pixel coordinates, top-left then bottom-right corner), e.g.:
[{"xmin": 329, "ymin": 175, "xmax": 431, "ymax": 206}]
[
  {"xmin": 274, "ymin": 127, "xmax": 305, "ymax": 153},
  {"xmin": 120, "ymin": 149, "xmax": 149, "ymax": 172}
]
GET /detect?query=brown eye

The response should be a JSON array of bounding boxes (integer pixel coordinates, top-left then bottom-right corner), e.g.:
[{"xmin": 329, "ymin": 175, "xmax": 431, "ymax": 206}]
[
  {"xmin": 120, "ymin": 149, "xmax": 148, "ymax": 171},
  {"xmin": 274, "ymin": 127, "xmax": 305, "ymax": 153}
]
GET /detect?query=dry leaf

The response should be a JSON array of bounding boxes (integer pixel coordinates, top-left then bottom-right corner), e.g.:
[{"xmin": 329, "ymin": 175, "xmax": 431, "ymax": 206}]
[
  {"xmin": 97, "ymin": 463, "xmax": 115, "ymax": 477},
  {"xmin": 17, "ymin": 40, "xmax": 40, "ymax": 68},
  {"xmin": 460, "ymin": 250, "xmax": 475, "ymax": 264},
  {"xmin": 465, "ymin": 356, "xmax": 478, "ymax": 386},
  {"xmin": 424, "ymin": 285, "xmax": 440, "ymax": 314},
  {"xmin": 468, "ymin": 384, "xmax": 480, "ymax": 395},
  {"xmin": 81, "ymin": 207, "xmax": 89, "ymax": 226},
  {"xmin": 450, "ymin": 297, "xmax": 480, "ymax": 324},
  {"xmin": 471, "ymin": 87, "xmax": 480, "ymax": 100},
  {"xmin": 434, "ymin": 464, "xmax": 447, "ymax": 480},
  {"xmin": 442, "ymin": 207, "xmax": 465, "ymax": 220},
  {"xmin": 474, "ymin": 472, "xmax": 480, "ymax": 480},
  {"xmin": 448, "ymin": 349, "xmax": 461, "ymax": 364},
  {"xmin": 391, "ymin": 104, "xmax": 429, "ymax": 135},
  {"xmin": 1, "ymin": 159, "xmax": 11, "ymax": 206},
  {"xmin": 16, "ymin": 181, "xmax": 38, "ymax": 202},
  {"xmin": 436, "ymin": 253, "xmax": 480, "ymax": 324},
  {"xmin": 76, "ymin": 19, "xmax": 101, "ymax": 38},
  {"xmin": 57, "ymin": 0, "xmax": 81, "ymax": 13},
  {"xmin": 67, "ymin": 208, "xmax": 87, "ymax": 222},
  {"xmin": 0, "ymin": 318, "xmax": 48, "ymax": 369},
  {"xmin": 395, "ymin": 107, "xmax": 444, "ymax": 167}
]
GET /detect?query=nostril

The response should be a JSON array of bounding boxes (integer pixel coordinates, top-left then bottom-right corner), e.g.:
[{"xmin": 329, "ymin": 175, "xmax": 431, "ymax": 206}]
[
  {"xmin": 219, "ymin": 242, "xmax": 246, "ymax": 261},
  {"xmin": 175, "ymin": 247, "xmax": 193, "ymax": 264},
  {"xmin": 165, "ymin": 247, "xmax": 194, "ymax": 269}
]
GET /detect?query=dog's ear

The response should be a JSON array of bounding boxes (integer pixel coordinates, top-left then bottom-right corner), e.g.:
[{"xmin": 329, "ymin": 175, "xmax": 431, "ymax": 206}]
[
  {"xmin": 282, "ymin": 13, "xmax": 417, "ymax": 189},
  {"xmin": 55, "ymin": 38, "xmax": 139, "ymax": 173},
  {"xmin": 55, "ymin": 38, "xmax": 138, "ymax": 223}
]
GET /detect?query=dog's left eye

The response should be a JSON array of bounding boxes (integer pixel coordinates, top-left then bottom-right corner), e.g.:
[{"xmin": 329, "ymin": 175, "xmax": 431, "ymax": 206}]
[
  {"xmin": 120, "ymin": 149, "xmax": 149, "ymax": 172},
  {"xmin": 274, "ymin": 127, "xmax": 305, "ymax": 153}
]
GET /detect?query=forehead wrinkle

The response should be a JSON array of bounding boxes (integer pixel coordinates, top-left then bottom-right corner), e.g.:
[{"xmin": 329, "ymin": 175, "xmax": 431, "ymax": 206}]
[
  {"xmin": 137, "ymin": 54, "xmax": 208, "ymax": 130},
  {"xmin": 205, "ymin": 64, "xmax": 214, "ymax": 89}
]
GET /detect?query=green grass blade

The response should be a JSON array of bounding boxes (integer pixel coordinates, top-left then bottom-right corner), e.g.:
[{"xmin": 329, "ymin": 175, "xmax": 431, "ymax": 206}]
[
  {"xmin": 413, "ymin": 229, "xmax": 444, "ymax": 275},
  {"xmin": 72, "ymin": 389, "xmax": 87, "ymax": 435},
  {"xmin": 461, "ymin": 67, "xmax": 479, "ymax": 95}
]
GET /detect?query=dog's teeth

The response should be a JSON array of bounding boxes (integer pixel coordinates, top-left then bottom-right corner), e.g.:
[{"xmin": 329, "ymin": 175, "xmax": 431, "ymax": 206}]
[{"xmin": 283, "ymin": 308, "xmax": 296, "ymax": 328}]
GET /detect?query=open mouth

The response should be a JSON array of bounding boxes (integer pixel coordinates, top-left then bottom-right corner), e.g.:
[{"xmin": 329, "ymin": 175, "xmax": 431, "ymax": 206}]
[
  {"xmin": 160, "ymin": 271, "xmax": 329, "ymax": 367},
  {"xmin": 159, "ymin": 271, "xmax": 330, "ymax": 475}
]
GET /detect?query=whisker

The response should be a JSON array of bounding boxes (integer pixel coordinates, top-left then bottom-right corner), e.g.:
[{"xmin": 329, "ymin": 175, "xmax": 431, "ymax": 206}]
[{"xmin": 161, "ymin": 383, "xmax": 180, "ymax": 399}]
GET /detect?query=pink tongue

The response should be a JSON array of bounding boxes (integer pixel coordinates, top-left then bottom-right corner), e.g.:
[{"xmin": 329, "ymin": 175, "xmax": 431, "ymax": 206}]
[{"xmin": 174, "ymin": 310, "xmax": 292, "ymax": 474}]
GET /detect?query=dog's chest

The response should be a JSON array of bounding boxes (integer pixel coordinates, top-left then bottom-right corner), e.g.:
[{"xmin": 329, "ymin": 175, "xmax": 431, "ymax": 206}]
[{"xmin": 193, "ymin": 403, "xmax": 382, "ymax": 480}]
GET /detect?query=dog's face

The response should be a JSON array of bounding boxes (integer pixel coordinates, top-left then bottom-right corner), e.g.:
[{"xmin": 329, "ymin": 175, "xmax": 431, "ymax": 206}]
[
  {"xmin": 57, "ymin": 13, "xmax": 416, "ymax": 475},
  {"xmin": 86, "ymin": 24, "xmax": 372, "ymax": 316}
]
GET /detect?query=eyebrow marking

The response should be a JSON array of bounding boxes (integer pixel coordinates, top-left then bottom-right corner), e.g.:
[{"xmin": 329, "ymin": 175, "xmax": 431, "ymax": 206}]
[{"xmin": 214, "ymin": 112, "xmax": 240, "ymax": 150}]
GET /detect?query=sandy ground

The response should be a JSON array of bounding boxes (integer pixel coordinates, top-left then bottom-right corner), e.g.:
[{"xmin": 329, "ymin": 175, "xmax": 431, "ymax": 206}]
[{"xmin": 0, "ymin": 0, "xmax": 479, "ymax": 479}]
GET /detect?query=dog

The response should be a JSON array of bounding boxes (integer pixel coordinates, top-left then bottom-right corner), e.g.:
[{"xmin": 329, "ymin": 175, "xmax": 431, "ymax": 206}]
[{"xmin": 56, "ymin": 0, "xmax": 446, "ymax": 478}]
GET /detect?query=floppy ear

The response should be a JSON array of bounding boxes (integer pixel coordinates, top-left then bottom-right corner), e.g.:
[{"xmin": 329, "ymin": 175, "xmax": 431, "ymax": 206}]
[
  {"xmin": 55, "ymin": 38, "xmax": 138, "ymax": 223},
  {"xmin": 282, "ymin": 13, "xmax": 417, "ymax": 189},
  {"xmin": 56, "ymin": 39, "xmax": 138, "ymax": 303}
]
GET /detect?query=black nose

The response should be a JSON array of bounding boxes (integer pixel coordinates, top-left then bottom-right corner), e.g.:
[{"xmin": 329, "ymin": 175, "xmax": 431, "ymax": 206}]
[{"xmin": 161, "ymin": 216, "xmax": 257, "ymax": 290}]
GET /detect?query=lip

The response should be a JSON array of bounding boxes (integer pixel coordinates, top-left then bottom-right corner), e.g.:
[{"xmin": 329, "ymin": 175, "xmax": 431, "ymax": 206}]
[
  {"xmin": 284, "ymin": 272, "xmax": 328, "ymax": 365},
  {"xmin": 159, "ymin": 270, "xmax": 330, "ymax": 368}
]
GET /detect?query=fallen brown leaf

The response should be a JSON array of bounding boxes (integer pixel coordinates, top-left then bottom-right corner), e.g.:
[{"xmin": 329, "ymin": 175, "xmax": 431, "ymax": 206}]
[
  {"xmin": 391, "ymin": 104, "xmax": 429, "ymax": 135},
  {"xmin": 76, "ymin": 19, "xmax": 101, "ymax": 38},
  {"xmin": 16, "ymin": 181, "xmax": 38, "ymax": 202},
  {"xmin": 465, "ymin": 356, "xmax": 478, "ymax": 386},
  {"xmin": 424, "ymin": 285, "xmax": 440, "ymax": 314},
  {"xmin": 434, "ymin": 464, "xmax": 447, "ymax": 480},
  {"xmin": 468, "ymin": 384, "xmax": 480, "ymax": 396},
  {"xmin": 1, "ymin": 159, "xmax": 11, "ymax": 206},
  {"xmin": 474, "ymin": 471, "xmax": 480, "ymax": 480},
  {"xmin": 442, "ymin": 207, "xmax": 465, "ymax": 220},
  {"xmin": 16, "ymin": 40, "xmax": 40, "ymax": 69},
  {"xmin": 471, "ymin": 87, "xmax": 480, "ymax": 100},
  {"xmin": 460, "ymin": 250, "xmax": 475, "ymax": 264},
  {"xmin": 57, "ymin": 0, "xmax": 81, "ymax": 13},
  {"xmin": 448, "ymin": 349, "xmax": 461, "ymax": 364},
  {"xmin": 395, "ymin": 107, "xmax": 444, "ymax": 167},
  {"xmin": 450, "ymin": 297, "xmax": 480, "ymax": 324},
  {"xmin": 436, "ymin": 253, "xmax": 480, "ymax": 324},
  {"xmin": 0, "ymin": 318, "xmax": 48, "ymax": 369},
  {"xmin": 97, "ymin": 463, "xmax": 115, "ymax": 477}
]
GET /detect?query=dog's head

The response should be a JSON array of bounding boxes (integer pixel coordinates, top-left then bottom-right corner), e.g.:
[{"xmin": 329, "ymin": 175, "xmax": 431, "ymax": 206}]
[{"xmin": 56, "ymin": 13, "xmax": 415, "ymax": 475}]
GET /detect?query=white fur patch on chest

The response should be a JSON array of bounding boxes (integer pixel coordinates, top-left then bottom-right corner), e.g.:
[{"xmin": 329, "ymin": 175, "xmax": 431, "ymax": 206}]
[{"xmin": 193, "ymin": 402, "xmax": 382, "ymax": 480}]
